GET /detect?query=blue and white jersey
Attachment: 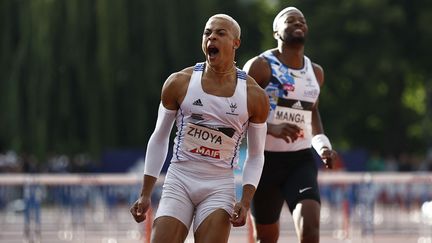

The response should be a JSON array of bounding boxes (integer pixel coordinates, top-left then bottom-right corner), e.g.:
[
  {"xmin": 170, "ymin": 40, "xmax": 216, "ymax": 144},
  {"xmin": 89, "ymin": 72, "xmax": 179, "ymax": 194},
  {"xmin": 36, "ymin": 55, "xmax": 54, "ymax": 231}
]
[
  {"xmin": 171, "ymin": 62, "xmax": 249, "ymax": 168},
  {"xmin": 261, "ymin": 50, "xmax": 320, "ymax": 151}
]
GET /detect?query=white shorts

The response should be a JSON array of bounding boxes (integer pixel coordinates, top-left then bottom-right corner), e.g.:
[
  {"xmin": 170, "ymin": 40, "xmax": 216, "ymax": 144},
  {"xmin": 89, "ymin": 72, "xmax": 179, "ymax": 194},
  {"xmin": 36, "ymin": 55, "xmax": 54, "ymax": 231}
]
[{"xmin": 155, "ymin": 160, "xmax": 235, "ymax": 232}]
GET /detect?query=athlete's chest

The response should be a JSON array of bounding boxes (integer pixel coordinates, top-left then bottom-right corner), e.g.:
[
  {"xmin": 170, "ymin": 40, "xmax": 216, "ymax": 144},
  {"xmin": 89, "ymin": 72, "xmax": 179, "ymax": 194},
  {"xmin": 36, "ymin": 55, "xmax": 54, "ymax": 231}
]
[
  {"xmin": 266, "ymin": 64, "xmax": 320, "ymax": 103},
  {"xmin": 181, "ymin": 78, "xmax": 248, "ymax": 125},
  {"xmin": 201, "ymin": 76, "xmax": 237, "ymax": 97}
]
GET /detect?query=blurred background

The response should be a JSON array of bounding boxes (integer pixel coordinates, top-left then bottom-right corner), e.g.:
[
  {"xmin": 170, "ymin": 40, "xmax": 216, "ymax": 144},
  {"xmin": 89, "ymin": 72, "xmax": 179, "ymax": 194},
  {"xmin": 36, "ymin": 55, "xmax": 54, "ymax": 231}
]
[
  {"xmin": 0, "ymin": 0, "xmax": 431, "ymax": 172},
  {"xmin": 0, "ymin": 0, "xmax": 432, "ymax": 242}
]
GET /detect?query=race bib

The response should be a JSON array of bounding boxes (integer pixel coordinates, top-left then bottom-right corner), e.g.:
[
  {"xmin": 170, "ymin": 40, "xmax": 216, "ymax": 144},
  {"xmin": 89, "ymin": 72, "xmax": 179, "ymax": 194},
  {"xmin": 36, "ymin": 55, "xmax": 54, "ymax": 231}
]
[
  {"xmin": 183, "ymin": 123, "xmax": 236, "ymax": 161},
  {"xmin": 273, "ymin": 105, "xmax": 312, "ymax": 138}
]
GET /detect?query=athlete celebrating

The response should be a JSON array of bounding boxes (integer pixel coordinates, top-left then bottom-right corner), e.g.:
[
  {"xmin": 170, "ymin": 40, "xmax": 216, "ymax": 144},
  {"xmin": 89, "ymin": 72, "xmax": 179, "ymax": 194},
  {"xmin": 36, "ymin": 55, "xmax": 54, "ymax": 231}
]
[{"xmin": 131, "ymin": 14, "xmax": 269, "ymax": 243}]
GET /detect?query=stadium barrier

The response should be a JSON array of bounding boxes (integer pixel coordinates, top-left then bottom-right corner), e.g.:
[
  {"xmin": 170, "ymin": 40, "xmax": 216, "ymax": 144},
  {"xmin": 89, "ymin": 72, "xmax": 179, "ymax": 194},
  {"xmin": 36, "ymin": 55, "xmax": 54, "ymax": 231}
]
[{"xmin": 0, "ymin": 172, "xmax": 431, "ymax": 242}]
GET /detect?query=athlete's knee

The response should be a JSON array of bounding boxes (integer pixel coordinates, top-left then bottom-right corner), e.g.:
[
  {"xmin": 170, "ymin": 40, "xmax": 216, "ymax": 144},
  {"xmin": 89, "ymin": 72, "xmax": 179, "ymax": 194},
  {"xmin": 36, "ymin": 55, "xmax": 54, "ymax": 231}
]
[
  {"xmin": 299, "ymin": 223, "xmax": 319, "ymax": 243},
  {"xmin": 255, "ymin": 223, "xmax": 279, "ymax": 243},
  {"xmin": 256, "ymin": 234, "xmax": 279, "ymax": 243},
  {"xmin": 151, "ymin": 217, "xmax": 188, "ymax": 243}
]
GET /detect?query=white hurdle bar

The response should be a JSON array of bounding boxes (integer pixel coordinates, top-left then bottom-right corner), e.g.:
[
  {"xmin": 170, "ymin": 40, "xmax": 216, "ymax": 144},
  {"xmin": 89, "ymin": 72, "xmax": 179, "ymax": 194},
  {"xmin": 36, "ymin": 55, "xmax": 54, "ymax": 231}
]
[
  {"xmin": 0, "ymin": 172, "xmax": 431, "ymax": 185},
  {"xmin": 0, "ymin": 172, "xmax": 431, "ymax": 243}
]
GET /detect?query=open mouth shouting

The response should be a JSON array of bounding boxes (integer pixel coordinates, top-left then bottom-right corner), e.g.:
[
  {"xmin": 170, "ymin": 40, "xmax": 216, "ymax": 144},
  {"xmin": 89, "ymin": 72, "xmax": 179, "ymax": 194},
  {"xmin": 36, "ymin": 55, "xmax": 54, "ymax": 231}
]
[{"xmin": 207, "ymin": 45, "xmax": 220, "ymax": 61}]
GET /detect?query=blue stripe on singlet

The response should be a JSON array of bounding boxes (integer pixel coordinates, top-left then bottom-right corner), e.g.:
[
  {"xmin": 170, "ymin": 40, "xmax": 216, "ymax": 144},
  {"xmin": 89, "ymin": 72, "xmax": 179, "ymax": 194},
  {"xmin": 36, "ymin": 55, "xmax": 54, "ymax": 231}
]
[
  {"xmin": 230, "ymin": 120, "xmax": 249, "ymax": 167},
  {"xmin": 175, "ymin": 107, "xmax": 185, "ymax": 160},
  {"xmin": 237, "ymin": 70, "xmax": 247, "ymax": 80},
  {"xmin": 194, "ymin": 62, "xmax": 205, "ymax": 71}
]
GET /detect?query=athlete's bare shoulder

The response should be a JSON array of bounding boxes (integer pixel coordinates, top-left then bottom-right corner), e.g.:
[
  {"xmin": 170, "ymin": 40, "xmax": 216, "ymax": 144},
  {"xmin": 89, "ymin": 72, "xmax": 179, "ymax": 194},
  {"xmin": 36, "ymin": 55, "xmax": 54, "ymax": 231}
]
[
  {"xmin": 246, "ymin": 76, "xmax": 269, "ymax": 123},
  {"xmin": 243, "ymin": 55, "xmax": 272, "ymax": 89},
  {"xmin": 165, "ymin": 67, "xmax": 194, "ymax": 86},
  {"xmin": 161, "ymin": 66, "xmax": 194, "ymax": 109}
]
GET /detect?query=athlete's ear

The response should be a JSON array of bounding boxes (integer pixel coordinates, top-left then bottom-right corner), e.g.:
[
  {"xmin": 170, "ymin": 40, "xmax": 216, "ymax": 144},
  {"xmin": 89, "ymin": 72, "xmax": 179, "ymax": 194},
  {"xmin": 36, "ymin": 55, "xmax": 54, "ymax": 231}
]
[
  {"xmin": 233, "ymin": 39, "xmax": 241, "ymax": 50},
  {"xmin": 273, "ymin": 31, "xmax": 279, "ymax": 40}
]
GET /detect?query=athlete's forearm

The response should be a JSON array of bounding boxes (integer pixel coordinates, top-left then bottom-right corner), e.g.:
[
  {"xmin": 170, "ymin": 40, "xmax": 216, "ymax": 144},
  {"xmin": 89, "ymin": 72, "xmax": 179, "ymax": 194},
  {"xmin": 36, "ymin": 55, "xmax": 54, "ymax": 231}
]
[
  {"xmin": 140, "ymin": 175, "xmax": 158, "ymax": 198},
  {"xmin": 311, "ymin": 106, "xmax": 325, "ymax": 135},
  {"xmin": 242, "ymin": 122, "xmax": 267, "ymax": 187},
  {"xmin": 266, "ymin": 123, "xmax": 276, "ymax": 136},
  {"xmin": 239, "ymin": 184, "xmax": 256, "ymax": 208}
]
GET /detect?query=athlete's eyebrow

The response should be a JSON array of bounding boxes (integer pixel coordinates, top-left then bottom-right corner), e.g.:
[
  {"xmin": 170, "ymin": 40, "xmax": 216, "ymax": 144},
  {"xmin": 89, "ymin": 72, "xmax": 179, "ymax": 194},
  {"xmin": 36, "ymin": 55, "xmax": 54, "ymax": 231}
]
[{"xmin": 204, "ymin": 27, "xmax": 228, "ymax": 33}]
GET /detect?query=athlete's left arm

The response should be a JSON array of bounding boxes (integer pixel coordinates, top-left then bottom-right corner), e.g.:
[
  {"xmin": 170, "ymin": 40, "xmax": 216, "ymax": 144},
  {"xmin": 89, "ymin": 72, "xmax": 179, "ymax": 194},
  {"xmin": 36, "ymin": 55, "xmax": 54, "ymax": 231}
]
[
  {"xmin": 243, "ymin": 78, "xmax": 269, "ymax": 189},
  {"xmin": 311, "ymin": 63, "xmax": 325, "ymax": 136},
  {"xmin": 311, "ymin": 63, "xmax": 337, "ymax": 169},
  {"xmin": 231, "ymin": 77, "xmax": 269, "ymax": 227}
]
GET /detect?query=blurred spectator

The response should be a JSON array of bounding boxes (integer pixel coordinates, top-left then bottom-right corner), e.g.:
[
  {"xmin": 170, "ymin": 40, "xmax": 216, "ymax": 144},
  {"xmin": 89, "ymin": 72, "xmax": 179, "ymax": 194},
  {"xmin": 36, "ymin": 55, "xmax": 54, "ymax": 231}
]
[
  {"xmin": 398, "ymin": 152, "xmax": 413, "ymax": 171},
  {"xmin": 47, "ymin": 154, "xmax": 70, "ymax": 173},
  {"xmin": 21, "ymin": 152, "xmax": 39, "ymax": 173},
  {"xmin": 0, "ymin": 150, "xmax": 21, "ymax": 173},
  {"xmin": 70, "ymin": 153, "xmax": 93, "ymax": 173},
  {"xmin": 366, "ymin": 151, "xmax": 385, "ymax": 171},
  {"xmin": 426, "ymin": 148, "xmax": 432, "ymax": 171},
  {"xmin": 417, "ymin": 151, "xmax": 432, "ymax": 171},
  {"xmin": 384, "ymin": 154, "xmax": 398, "ymax": 171}
]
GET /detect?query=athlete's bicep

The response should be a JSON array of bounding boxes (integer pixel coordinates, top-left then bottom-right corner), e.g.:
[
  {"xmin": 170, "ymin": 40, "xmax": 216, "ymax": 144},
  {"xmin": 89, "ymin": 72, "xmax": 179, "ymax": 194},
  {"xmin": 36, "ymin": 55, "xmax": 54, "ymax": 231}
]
[
  {"xmin": 247, "ymin": 79, "xmax": 269, "ymax": 124},
  {"xmin": 160, "ymin": 74, "xmax": 180, "ymax": 110},
  {"xmin": 161, "ymin": 70, "xmax": 191, "ymax": 110},
  {"xmin": 312, "ymin": 63, "xmax": 324, "ymax": 87}
]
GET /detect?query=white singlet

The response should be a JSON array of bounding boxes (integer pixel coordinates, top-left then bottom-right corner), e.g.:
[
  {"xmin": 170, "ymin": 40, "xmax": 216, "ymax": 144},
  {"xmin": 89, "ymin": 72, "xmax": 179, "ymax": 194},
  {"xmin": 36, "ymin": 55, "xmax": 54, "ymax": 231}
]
[
  {"xmin": 155, "ymin": 62, "xmax": 249, "ymax": 231},
  {"xmin": 171, "ymin": 62, "xmax": 249, "ymax": 168},
  {"xmin": 261, "ymin": 50, "xmax": 320, "ymax": 151}
]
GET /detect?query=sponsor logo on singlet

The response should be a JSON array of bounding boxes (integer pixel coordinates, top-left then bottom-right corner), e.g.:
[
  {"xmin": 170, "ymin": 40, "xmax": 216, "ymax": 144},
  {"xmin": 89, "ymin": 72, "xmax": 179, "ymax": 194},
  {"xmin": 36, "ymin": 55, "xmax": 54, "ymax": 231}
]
[
  {"xmin": 190, "ymin": 146, "xmax": 220, "ymax": 159},
  {"xmin": 305, "ymin": 78, "xmax": 315, "ymax": 87},
  {"xmin": 226, "ymin": 102, "xmax": 239, "ymax": 116},
  {"xmin": 191, "ymin": 113, "xmax": 204, "ymax": 121},
  {"xmin": 290, "ymin": 72, "xmax": 300, "ymax": 78},
  {"xmin": 292, "ymin": 101, "xmax": 303, "ymax": 110},
  {"xmin": 193, "ymin": 99, "xmax": 203, "ymax": 106},
  {"xmin": 304, "ymin": 89, "xmax": 319, "ymax": 99}
]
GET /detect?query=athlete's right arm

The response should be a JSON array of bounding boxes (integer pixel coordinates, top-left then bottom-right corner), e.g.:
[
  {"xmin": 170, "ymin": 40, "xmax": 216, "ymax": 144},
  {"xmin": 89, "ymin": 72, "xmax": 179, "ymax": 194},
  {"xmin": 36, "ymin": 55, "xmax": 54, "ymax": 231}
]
[
  {"xmin": 142, "ymin": 70, "xmax": 192, "ymax": 187},
  {"xmin": 131, "ymin": 102, "xmax": 176, "ymax": 223},
  {"xmin": 131, "ymin": 70, "xmax": 191, "ymax": 223}
]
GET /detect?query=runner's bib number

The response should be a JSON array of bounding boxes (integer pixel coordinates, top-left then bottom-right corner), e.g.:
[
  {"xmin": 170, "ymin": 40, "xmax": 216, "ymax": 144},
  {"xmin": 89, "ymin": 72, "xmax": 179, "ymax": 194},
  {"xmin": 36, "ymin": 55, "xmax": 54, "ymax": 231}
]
[
  {"xmin": 183, "ymin": 123, "xmax": 236, "ymax": 161},
  {"xmin": 273, "ymin": 105, "xmax": 312, "ymax": 138}
]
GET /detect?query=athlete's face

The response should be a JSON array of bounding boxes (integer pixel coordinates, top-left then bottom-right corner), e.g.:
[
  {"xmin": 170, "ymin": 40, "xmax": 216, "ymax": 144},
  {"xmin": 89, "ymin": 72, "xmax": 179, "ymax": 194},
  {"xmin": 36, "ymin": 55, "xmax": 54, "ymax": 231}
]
[
  {"xmin": 274, "ymin": 10, "xmax": 308, "ymax": 45},
  {"xmin": 202, "ymin": 17, "xmax": 240, "ymax": 65}
]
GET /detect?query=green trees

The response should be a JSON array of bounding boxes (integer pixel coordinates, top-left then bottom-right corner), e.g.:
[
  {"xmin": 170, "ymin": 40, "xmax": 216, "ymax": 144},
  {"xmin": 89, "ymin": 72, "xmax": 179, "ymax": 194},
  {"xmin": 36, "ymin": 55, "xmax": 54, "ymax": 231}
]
[
  {"xmin": 0, "ymin": 0, "xmax": 430, "ymax": 161},
  {"xmin": 284, "ymin": 0, "xmax": 432, "ymax": 155}
]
